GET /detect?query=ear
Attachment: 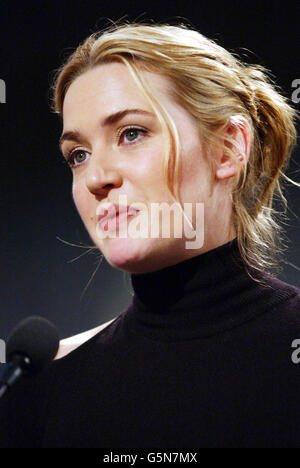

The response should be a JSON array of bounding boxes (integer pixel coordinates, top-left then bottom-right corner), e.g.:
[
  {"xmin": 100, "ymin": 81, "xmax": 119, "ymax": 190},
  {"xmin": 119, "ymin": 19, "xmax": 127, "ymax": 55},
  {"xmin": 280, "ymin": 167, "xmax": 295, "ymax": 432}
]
[{"xmin": 215, "ymin": 115, "xmax": 252, "ymax": 181}]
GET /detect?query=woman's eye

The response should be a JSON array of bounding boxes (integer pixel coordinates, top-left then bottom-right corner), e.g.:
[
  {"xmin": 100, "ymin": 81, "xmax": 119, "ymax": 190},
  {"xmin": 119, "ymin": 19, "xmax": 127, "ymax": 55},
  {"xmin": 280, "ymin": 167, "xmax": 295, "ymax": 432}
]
[
  {"xmin": 67, "ymin": 149, "xmax": 89, "ymax": 167},
  {"xmin": 65, "ymin": 128, "xmax": 147, "ymax": 168},
  {"xmin": 119, "ymin": 127, "xmax": 147, "ymax": 144}
]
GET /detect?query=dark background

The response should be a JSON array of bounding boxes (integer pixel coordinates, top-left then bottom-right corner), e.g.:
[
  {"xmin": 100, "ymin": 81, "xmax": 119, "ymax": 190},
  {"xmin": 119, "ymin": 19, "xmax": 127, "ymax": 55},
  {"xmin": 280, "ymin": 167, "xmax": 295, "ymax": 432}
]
[{"xmin": 1, "ymin": 0, "xmax": 299, "ymax": 341}]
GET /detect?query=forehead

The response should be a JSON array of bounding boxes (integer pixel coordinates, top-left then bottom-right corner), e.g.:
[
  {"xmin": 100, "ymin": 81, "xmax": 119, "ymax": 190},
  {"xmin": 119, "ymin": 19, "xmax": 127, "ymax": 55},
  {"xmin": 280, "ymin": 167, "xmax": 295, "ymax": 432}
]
[{"xmin": 62, "ymin": 62, "xmax": 173, "ymax": 122}]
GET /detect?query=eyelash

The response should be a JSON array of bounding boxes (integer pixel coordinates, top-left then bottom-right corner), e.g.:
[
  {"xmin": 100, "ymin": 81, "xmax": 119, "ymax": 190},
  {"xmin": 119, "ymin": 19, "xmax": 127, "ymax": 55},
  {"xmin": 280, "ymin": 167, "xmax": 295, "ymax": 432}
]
[{"xmin": 65, "ymin": 126, "xmax": 148, "ymax": 168}]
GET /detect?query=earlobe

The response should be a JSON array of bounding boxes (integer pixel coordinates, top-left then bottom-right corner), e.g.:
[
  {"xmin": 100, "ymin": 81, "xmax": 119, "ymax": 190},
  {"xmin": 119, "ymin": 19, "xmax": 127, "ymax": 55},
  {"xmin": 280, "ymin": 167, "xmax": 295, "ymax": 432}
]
[{"xmin": 215, "ymin": 163, "xmax": 238, "ymax": 180}]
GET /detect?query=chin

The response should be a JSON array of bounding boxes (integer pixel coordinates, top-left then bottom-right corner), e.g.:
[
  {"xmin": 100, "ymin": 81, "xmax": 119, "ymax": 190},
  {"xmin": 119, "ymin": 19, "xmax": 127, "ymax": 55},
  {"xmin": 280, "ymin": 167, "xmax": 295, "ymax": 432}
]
[{"xmin": 99, "ymin": 237, "xmax": 157, "ymax": 273}]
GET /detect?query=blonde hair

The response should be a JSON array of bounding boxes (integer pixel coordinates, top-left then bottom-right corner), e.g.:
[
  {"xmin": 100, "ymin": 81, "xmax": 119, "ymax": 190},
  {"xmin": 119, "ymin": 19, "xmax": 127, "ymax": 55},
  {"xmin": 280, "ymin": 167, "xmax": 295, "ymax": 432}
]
[{"xmin": 51, "ymin": 21, "xmax": 299, "ymax": 281}]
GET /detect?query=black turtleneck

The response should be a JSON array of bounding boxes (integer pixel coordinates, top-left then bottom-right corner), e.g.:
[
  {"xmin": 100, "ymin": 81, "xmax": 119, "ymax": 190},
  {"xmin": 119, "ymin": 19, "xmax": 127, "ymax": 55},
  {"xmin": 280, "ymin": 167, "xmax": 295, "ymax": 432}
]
[
  {"xmin": 127, "ymin": 237, "xmax": 294, "ymax": 341},
  {"xmin": 1, "ymin": 238, "xmax": 300, "ymax": 448}
]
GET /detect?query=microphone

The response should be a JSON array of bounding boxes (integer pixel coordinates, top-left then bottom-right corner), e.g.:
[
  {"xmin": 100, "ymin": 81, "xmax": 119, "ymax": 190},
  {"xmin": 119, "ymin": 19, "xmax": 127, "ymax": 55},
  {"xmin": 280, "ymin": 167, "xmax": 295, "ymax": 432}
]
[{"xmin": 0, "ymin": 316, "xmax": 59, "ymax": 399}]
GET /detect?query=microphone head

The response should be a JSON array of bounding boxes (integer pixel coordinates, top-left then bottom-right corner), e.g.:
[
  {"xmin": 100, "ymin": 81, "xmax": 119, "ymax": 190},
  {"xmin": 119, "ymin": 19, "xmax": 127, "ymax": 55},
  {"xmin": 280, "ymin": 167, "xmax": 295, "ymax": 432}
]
[{"xmin": 6, "ymin": 316, "xmax": 60, "ymax": 374}]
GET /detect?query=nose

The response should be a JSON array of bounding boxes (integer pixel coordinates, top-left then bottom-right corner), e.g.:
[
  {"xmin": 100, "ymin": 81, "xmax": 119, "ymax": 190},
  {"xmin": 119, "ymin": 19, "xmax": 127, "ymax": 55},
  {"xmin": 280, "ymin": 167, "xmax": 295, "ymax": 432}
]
[{"xmin": 85, "ymin": 150, "xmax": 122, "ymax": 197}]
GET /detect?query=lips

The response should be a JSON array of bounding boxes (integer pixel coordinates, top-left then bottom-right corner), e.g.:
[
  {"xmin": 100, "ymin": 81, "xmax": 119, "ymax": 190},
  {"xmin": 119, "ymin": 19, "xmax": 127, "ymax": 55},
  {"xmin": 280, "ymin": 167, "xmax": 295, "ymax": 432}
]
[{"xmin": 96, "ymin": 203, "xmax": 139, "ymax": 229}]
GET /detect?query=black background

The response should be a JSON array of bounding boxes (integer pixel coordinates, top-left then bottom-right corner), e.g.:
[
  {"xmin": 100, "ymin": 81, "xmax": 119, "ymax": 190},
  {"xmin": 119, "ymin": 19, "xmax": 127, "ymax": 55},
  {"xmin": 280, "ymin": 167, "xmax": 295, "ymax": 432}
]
[{"xmin": 1, "ymin": 0, "xmax": 299, "ymax": 341}]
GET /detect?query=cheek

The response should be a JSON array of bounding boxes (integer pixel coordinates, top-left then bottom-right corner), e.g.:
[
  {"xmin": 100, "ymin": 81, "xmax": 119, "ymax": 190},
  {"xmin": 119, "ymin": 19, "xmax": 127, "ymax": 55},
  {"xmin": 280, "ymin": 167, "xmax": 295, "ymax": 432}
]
[
  {"xmin": 72, "ymin": 183, "xmax": 90, "ymax": 220},
  {"xmin": 179, "ymin": 152, "xmax": 212, "ymax": 202}
]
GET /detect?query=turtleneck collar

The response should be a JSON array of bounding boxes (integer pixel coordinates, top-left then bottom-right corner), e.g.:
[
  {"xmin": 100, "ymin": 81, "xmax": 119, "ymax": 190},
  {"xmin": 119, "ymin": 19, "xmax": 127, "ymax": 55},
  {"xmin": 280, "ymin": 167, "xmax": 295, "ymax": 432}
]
[{"xmin": 124, "ymin": 238, "xmax": 288, "ymax": 341}]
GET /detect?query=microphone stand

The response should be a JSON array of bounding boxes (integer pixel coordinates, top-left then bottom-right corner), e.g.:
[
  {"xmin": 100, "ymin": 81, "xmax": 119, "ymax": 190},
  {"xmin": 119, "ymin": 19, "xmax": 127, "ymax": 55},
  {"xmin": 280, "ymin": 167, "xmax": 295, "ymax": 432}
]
[{"xmin": 0, "ymin": 354, "xmax": 31, "ymax": 399}]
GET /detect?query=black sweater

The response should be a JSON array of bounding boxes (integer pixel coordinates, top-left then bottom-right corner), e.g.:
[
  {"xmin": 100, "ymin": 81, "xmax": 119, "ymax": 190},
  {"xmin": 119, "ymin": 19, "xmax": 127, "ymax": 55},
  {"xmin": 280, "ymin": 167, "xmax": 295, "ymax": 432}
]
[{"xmin": 1, "ymin": 238, "xmax": 300, "ymax": 448}]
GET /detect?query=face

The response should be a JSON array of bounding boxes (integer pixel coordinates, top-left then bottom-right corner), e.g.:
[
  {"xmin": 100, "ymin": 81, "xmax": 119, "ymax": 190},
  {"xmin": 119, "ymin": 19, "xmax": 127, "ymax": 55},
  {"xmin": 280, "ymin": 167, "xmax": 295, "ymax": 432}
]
[{"xmin": 60, "ymin": 62, "xmax": 236, "ymax": 273}]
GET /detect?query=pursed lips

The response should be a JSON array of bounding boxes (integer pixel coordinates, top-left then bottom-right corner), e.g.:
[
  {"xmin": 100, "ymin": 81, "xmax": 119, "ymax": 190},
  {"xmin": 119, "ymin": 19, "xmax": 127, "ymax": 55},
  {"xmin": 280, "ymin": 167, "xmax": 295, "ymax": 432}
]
[{"xmin": 96, "ymin": 203, "xmax": 140, "ymax": 226}]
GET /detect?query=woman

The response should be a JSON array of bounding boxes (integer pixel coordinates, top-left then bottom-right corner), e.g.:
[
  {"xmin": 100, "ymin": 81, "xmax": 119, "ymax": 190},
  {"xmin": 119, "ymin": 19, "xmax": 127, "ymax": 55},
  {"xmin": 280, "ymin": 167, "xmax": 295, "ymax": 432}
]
[{"xmin": 1, "ymin": 22, "xmax": 300, "ymax": 448}]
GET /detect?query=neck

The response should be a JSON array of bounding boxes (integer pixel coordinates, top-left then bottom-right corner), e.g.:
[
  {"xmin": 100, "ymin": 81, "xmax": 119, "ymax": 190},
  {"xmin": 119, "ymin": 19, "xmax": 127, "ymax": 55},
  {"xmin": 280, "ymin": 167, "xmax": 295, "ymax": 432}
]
[
  {"xmin": 125, "ymin": 237, "xmax": 280, "ymax": 341},
  {"xmin": 131, "ymin": 237, "xmax": 244, "ymax": 310}
]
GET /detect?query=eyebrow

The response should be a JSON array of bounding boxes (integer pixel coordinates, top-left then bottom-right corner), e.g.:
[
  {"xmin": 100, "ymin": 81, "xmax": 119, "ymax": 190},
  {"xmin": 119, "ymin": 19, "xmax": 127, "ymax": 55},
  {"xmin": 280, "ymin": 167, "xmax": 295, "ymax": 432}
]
[{"xmin": 59, "ymin": 108, "xmax": 155, "ymax": 151}]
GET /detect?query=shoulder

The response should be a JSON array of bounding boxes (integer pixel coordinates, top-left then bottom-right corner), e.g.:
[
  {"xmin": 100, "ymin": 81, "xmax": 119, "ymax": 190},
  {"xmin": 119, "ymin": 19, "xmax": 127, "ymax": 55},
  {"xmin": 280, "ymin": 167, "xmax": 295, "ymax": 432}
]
[
  {"xmin": 258, "ymin": 270, "xmax": 300, "ymax": 306},
  {"xmin": 54, "ymin": 317, "xmax": 117, "ymax": 360},
  {"xmin": 251, "ymin": 274, "xmax": 300, "ymax": 342}
]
